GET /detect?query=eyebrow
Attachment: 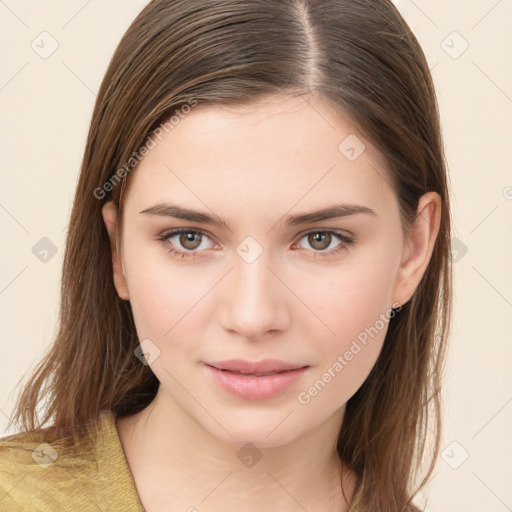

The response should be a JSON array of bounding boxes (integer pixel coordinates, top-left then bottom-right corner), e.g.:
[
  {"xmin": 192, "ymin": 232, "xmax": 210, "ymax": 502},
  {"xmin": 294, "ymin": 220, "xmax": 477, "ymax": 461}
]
[{"xmin": 139, "ymin": 202, "xmax": 376, "ymax": 229}]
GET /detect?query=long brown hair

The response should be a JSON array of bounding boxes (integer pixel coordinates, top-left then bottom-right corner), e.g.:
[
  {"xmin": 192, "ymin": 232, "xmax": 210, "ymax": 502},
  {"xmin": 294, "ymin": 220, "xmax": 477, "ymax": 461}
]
[{"xmin": 10, "ymin": 1, "xmax": 452, "ymax": 510}]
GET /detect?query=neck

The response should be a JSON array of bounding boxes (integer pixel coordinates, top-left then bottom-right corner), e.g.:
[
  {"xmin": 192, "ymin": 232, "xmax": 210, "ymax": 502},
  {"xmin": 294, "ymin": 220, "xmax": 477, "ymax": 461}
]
[{"xmin": 117, "ymin": 387, "xmax": 357, "ymax": 511}]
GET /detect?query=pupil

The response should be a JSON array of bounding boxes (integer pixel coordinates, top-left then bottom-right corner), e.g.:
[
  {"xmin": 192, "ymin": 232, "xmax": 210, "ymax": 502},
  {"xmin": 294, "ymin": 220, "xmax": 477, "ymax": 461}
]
[
  {"xmin": 181, "ymin": 232, "xmax": 200, "ymax": 249},
  {"xmin": 310, "ymin": 232, "xmax": 330, "ymax": 250}
]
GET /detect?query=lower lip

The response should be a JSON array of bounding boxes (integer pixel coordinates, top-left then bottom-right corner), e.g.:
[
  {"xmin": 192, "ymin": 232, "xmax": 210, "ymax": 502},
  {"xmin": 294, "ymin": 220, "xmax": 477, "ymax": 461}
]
[{"xmin": 204, "ymin": 364, "xmax": 309, "ymax": 400}]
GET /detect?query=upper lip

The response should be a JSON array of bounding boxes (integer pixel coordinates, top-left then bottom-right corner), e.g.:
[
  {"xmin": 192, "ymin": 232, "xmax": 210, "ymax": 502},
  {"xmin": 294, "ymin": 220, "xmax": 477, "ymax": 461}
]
[{"xmin": 205, "ymin": 359, "xmax": 308, "ymax": 374}]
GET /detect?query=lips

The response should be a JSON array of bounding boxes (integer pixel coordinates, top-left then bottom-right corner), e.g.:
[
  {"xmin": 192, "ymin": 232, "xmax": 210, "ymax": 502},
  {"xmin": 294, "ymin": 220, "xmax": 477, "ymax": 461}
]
[
  {"xmin": 205, "ymin": 358, "xmax": 308, "ymax": 374},
  {"xmin": 204, "ymin": 359, "xmax": 310, "ymax": 400}
]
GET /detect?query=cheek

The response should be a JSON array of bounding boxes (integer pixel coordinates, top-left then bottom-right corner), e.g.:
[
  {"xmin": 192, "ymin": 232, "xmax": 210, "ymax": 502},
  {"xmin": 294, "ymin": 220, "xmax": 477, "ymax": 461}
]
[
  {"xmin": 123, "ymin": 244, "xmax": 222, "ymax": 365},
  {"xmin": 304, "ymin": 253, "xmax": 397, "ymax": 334},
  {"xmin": 294, "ymin": 256, "xmax": 398, "ymax": 406}
]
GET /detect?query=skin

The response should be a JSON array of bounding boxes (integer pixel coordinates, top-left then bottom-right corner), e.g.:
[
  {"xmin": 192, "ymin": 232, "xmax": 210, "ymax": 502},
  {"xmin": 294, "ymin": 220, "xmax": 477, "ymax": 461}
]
[{"xmin": 102, "ymin": 93, "xmax": 441, "ymax": 511}]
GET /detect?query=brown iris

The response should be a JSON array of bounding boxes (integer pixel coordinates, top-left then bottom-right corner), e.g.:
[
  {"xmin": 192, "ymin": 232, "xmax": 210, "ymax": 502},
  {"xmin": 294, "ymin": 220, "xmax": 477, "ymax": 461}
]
[
  {"xmin": 179, "ymin": 231, "xmax": 202, "ymax": 250},
  {"xmin": 308, "ymin": 232, "xmax": 332, "ymax": 250}
]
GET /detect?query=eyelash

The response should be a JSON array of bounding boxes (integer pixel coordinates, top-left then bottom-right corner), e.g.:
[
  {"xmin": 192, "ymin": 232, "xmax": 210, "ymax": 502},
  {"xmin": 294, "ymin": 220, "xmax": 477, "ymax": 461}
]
[{"xmin": 157, "ymin": 228, "xmax": 355, "ymax": 260}]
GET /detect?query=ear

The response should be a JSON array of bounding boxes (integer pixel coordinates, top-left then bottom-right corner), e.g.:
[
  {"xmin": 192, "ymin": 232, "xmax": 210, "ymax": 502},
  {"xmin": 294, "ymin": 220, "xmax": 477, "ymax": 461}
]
[
  {"xmin": 102, "ymin": 201, "xmax": 130, "ymax": 301},
  {"xmin": 392, "ymin": 191, "xmax": 442, "ymax": 307}
]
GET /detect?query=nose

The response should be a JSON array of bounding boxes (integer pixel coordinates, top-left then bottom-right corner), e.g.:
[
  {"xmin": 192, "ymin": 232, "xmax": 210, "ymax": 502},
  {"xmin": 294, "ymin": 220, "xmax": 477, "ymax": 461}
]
[{"xmin": 219, "ymin": 251, "xmax": 290, "ymax": 342}]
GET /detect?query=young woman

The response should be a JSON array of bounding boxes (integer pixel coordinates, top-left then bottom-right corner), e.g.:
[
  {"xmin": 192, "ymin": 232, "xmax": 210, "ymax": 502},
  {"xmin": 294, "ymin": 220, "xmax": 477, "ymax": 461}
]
[{"xmin": 0, "ymin": 1, "xmax": 452, "ymax": 510}]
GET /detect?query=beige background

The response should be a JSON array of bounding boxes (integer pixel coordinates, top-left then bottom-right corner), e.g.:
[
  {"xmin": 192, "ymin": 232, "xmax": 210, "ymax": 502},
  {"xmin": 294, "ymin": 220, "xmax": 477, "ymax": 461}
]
[{"xmin": 1, "ymin": 1, "xmax": 511, "ymax": 510}]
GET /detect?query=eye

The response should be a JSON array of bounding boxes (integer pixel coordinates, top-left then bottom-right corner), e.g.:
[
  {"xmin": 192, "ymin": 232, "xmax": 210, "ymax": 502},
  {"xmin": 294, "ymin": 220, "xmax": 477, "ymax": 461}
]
[
  {"xmin": 157, "ymin": 228, "xmax": 355, "ymax": 260},
  {"xmin": 295, "ymin": 229, "xmax": 355, "ymax": 257},
  {"xmin": 157, "ymin": 229, "xmax": 217, "ymax": 259}
]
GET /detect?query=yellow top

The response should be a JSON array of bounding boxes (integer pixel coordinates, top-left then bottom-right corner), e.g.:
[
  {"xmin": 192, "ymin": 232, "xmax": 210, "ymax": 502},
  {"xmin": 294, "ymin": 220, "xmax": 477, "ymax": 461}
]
[{"xmin": 0, "ymin": 410, "xmax": 145, "ymax": 511}]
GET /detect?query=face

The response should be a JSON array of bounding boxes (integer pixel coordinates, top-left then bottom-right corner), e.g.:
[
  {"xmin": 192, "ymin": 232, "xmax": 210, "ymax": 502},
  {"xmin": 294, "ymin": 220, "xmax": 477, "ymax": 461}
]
[{"xmin": 103, "ymin": 94, "xmax": 430, "ymax": 448}]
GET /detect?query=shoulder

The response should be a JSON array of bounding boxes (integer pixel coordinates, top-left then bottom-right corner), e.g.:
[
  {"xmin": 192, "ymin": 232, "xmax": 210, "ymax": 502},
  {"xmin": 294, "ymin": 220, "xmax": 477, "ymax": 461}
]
[
  {"xmin": 0, "ymin": 429, "xmax": 75, "ymax": 510},
  {"xmin": 0, "ymin": 419, "xmax": 102, "ymax": 511},
  {"xmin": 0, "ymin": 411, "xmax": 144, "ymax": 511}
]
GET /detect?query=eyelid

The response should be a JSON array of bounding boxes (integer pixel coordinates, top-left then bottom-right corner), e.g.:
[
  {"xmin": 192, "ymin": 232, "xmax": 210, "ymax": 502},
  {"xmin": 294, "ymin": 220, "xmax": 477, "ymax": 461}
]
[
  {"xmin": 296, "ymin": 227, "xmax": 355, "ymax": 242},
  {"xmin": 157, "ymin": 227, "xmax": 356, "ymax": 258},
  {"xmin": 158, "ymin": 227, "xmax": 219, "ymax": 248},
  {"xmin": 158, "ymin": 226, "xmax": 354, "ymax": 242},
  {"xmin": 292, "ymin": 228, "xmax": 356, "ymax": 256}
]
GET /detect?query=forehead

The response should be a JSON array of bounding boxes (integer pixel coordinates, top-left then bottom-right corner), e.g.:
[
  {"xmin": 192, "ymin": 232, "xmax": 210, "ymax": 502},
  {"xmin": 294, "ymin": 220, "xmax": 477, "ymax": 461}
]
[{"xmin": 123, "ymin": 94, "xmax": 396, "ymax": 217}]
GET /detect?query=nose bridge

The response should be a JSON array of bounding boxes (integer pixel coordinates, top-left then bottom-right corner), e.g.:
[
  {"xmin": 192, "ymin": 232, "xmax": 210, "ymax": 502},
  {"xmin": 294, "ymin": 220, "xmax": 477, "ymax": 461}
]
[{"xmin": 221, "ymin": 245, "xmax": 288, "ymax": 340}]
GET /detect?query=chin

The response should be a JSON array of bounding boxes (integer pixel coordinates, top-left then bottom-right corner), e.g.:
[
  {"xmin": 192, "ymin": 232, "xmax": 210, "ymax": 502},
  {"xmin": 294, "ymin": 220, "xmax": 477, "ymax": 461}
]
[
  {"xmin": 196, "ymin": 407, "xmax": 311, "ymax": 450},
  {"xmin": 211, "ymin": 426, "xmax": 301, "ymax": 450}
]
